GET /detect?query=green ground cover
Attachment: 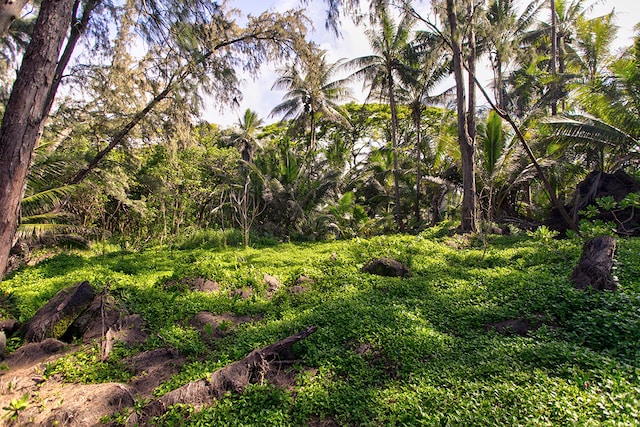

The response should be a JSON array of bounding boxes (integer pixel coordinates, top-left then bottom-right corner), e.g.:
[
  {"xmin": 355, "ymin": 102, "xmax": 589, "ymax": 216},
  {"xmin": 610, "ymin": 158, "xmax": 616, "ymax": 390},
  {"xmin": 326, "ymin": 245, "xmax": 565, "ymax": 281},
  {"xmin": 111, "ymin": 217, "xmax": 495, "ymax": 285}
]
[{"xmin": 2, "ymin": 227, "xmax": 640, "ymax": 426}]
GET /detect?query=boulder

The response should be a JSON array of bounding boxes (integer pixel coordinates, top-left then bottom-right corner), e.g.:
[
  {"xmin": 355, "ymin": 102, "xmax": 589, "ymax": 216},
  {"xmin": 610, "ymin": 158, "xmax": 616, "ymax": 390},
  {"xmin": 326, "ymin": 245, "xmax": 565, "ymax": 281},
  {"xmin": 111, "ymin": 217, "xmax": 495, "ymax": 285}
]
[
  {"xmin": 0, "ymin": 318, "xmax": 20, "ymax": 337},
  {"xmin": 361, "ymin": 257, "xmax": 411, "ymax": 278},
  {"xmin": 264, "ymin": 273, "xmax": 280, "ymax": 293},
  {"xmin": 548, "ymin": 170, "xmax": 640, "ymax": 236}
]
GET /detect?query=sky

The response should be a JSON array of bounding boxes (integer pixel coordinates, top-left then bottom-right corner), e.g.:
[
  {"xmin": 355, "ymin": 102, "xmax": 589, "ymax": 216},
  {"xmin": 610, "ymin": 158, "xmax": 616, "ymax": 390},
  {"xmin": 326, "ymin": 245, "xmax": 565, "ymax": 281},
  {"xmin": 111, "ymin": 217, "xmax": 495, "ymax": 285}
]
[{"xmin": 203, "ymin": 0, "xmax": 640, "ymax": 128}]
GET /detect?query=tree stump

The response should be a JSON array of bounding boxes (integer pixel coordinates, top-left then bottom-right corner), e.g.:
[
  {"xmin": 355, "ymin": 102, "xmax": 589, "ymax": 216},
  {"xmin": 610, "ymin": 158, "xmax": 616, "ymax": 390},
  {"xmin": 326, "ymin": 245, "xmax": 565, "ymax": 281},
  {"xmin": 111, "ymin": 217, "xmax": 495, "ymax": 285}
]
[
  {"xmin": 23, "ymin": 281, "xmax": 95, "ymax": 342},
  {"xmin": 571, "ymin": 236, "xmax": 617, "ymax": 291}
]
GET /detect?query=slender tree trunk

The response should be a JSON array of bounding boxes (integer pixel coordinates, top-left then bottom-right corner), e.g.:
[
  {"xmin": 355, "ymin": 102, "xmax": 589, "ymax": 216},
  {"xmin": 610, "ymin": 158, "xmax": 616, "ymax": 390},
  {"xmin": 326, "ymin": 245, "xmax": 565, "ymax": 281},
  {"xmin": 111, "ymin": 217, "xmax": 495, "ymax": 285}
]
[
  {"xmin": 309, "ymin": 111, "xmax": 316, "ymax": 152},
  {"xmin": 466, "ymin": 2, "xmax": 478, "ymax": 231},
  {"xmin": 0, "ymin": 0, "xmax": 30, "ymax": 39},
  {"xmin": 43, "ymin": 0, "xmax": 101, "ymax": 117},
  {"xmin": 413, "ymin": 106, "xmax": 422, "ymax": 223},
  {"xmin": 0, "ymin": 0, "xmax": 76, "ymax": 277},
  {"xmin": 69, "ymin": 84, "xmax": 173, "ymax": 184},
  {"xmin": 446, "ymin": 0, "xmax": 476, "ymax": 233},
  {"xmin": 550, "ymin": 0, "xmax": 558, "ymax": 115},
  {"xmin": 470, "ymin": 73, "xmax": 577, "ymax": 232},
  {"xmin": 496, "ymin": 56, "xmax": 504, "ymax": 110},
  {"xmin": 388, "ymin": 69, "xmax": 403, "ymax": 231},
  {"xmin": 558, "ymin": 35, "xmax": 566, "ymax": 112}
]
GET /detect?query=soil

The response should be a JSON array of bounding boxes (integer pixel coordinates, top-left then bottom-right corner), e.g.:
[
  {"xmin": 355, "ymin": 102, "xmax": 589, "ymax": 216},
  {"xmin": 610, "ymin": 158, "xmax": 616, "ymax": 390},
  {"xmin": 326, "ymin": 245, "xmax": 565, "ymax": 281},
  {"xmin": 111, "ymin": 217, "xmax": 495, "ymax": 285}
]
[
  {"xmin": 0, "ymin": 280, "xmax": 314, "ymax": 426},
  {"xmin": 0, "ymin": 338, "xmax": 175, "ymax": 426},
  {"xmin": 0, "ymin": 313, "xmax": 301, "ymax": 426}
]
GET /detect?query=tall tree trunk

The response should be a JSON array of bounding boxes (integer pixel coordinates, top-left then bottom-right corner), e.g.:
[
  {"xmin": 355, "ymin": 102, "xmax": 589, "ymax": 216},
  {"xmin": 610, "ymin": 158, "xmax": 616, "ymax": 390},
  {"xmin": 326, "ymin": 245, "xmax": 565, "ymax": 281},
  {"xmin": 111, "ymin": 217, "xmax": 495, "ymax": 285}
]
[
  {"xmin": 0, "ymin": 0, "xmax": 30, "ymax": 38},
  {"xmin": 496, "ymin": 56, "xmax": 504, "ymax": 110},
  {"xmin": 465, "ymin": 1, "xmax": 478, "ymax": 231},
  {"xmin": 0, "ymin": 0, "xmax": 76, "ymax": 277},
  {"xmin": 43, "ymin": 0, "xmax": 101, "ymax": 118},
  {"xmin": 413, "ymin": 104, "xmax": 422, "ymax": 223},
  {"xmin": 550, "ymin": 0, "xmax": 558, "ymax": 115},
  {"xmin": 388, "ymin": 68, "xmax": 403, "ymax": 231},
  {"xmin": 447, "ymin": 0, "xmax": 476, "ymax": 233}
]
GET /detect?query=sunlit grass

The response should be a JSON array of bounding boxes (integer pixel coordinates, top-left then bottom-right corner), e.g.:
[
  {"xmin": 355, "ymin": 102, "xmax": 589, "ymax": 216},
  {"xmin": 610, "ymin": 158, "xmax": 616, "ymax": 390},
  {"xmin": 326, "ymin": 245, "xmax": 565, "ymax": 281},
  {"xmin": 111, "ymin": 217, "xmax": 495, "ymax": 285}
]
[{"xmin": 2, "ymin": 229, "xmax": 640, "ymax": 425}]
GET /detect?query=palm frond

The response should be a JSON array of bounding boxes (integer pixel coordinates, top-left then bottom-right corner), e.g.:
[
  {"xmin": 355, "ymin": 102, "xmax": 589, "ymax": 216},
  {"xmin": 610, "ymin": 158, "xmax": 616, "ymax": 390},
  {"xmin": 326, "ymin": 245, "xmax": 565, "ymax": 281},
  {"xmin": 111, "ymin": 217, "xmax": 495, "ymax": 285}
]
[{"xmin": 20, "ymin": 185, "xmax": 79, "ymax": 218}]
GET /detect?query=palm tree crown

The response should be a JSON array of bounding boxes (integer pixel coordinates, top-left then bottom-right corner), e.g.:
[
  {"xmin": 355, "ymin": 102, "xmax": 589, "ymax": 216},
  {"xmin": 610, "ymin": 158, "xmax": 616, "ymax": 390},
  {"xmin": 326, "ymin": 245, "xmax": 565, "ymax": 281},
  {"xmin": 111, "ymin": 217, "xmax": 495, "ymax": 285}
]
[{"xmin": 270, "ymin": 49, "xmax": 352, "ymax": 151}]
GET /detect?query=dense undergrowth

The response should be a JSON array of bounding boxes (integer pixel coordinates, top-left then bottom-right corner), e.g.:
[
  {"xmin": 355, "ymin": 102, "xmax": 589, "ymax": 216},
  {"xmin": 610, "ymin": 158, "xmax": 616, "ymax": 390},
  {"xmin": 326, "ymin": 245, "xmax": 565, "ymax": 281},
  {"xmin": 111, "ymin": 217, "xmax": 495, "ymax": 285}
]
[{"xmin": 2, "ymin": 225, "xmax": 640, "ymax": 426}]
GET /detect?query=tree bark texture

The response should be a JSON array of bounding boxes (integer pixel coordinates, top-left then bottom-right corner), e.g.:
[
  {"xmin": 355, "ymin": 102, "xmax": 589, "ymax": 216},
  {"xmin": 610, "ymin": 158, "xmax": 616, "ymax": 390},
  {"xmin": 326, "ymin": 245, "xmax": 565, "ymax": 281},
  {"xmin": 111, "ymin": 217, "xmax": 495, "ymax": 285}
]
[
  {"xmin": 465, "ymin": 1, "xmax": 478, "ymax": 231},
  {"xmin": 550, "ymin": 0, "xmax": 558, "ymax": 115},
  {"xmin": 446, "ymin": 0, "xmax": 476, "ymax": 233},
  {"xmin": 0, "ymin": 0, "xmax": 30, "ymax": 39},
  {"xmin": 0, "ymin": 0, "xmax": 75, "ymax": 277},
  {"xmin": 571, "ymin": 236, "xmax": 617, "ymax": 291},
  {"xmin": 388, "ymin": 67, "xmax": 404, "ymax": 231}
]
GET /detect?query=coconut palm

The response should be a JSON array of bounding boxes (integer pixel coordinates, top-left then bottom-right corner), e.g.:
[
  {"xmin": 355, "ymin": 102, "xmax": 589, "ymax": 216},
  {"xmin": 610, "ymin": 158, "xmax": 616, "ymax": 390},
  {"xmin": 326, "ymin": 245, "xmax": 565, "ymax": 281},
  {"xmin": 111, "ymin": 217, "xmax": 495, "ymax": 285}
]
[
  {"xmin": 483, "ymin": 0, "xmax": 542, "ymax": 110},
  {"xmin": 573, "ymin": 11, "xmax": 617, "ymax": 84},
  {"xmin": 270, "ymin": 49, "xmax": 352, "ymax": 151},
  {"xmin": 537, "ymin": 0, "xmax": 591, "ymax": 113},
  {"xmin": 341, "ymin": 6, "xmax": 417, "ymax": 230},
  {"xmin": 397, "ymin": 30, "xmax": 451, "ymax": 223},
  {"xmin": 546, "ymin": 34, "xmax": 640, "ymax": 172},
  {"xmin": 228, "ymin": 109, "xmax": 264, "ymax": 245},
  {"xmin": 231, "ymin": 108, "xmax": 264, "ymax": 164},
  {"xmin": 15, "ymin": 142, "xmax": 85, "ymax": 249}
]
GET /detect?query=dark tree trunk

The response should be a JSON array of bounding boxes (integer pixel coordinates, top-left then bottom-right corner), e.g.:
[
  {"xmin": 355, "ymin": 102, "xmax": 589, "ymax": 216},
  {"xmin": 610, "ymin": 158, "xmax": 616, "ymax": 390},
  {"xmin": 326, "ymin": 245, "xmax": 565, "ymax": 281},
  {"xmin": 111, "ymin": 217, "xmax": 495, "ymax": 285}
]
[
  {"xmin": 465, "ymin": 2, "xmax": 478, "ymax": 231},
  {"xmin": 70, "ymin": 84, "xmax": 174, "ymax": 184},
  {"xmin": 139, "ymin": 326, "xmax": 318, "ymax": 422},
  {"xmin": 0, "ymin": 0, "xmax": 76, "ymax": 278},
  {"xmin": 43, "ymin": 0, "xmax": 101, "ymax": 118},
  {"xmin": 388, "ymin": 67, "xmax": 403, "ymax": 231},
  {"xmin": 550, "ymin": 0, "xmax": 558, "ymax": 115},
  {"xmin": 446, "ymin": 0, "xmax": 476, "ymax": 233},
  {"xmin": 571, "ymin": 236, "xmax": 617, "ymax": 291}
]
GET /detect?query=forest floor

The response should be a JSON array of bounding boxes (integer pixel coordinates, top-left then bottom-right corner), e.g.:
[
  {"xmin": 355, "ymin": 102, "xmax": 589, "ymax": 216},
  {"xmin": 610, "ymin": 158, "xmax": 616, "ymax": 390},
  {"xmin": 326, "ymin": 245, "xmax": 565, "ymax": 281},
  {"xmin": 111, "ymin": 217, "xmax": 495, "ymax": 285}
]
[{"xmin": 1, "ymin": 226, "xmax": 639, "ymax": 426}]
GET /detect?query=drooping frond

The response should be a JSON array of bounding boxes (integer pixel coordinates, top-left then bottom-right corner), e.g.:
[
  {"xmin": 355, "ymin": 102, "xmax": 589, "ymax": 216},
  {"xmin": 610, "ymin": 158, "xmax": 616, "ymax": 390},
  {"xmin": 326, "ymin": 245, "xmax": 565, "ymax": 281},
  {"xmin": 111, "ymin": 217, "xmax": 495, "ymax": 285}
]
[{"xmin": 20, "ymin": 185, "xmax": 78, "ymax": 218}]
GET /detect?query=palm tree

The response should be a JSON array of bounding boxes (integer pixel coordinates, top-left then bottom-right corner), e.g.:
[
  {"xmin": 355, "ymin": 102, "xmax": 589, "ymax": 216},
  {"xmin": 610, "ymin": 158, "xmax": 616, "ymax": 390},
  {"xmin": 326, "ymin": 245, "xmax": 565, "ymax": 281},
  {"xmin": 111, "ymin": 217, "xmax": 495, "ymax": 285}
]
[
  {"xmin": 229, "ymin": 109, "xmax": 264, "ymax": 246},
  {"xmin": 541, "ymin": 0, "xmax": 590, "ymax": 113},
  {"xmin": 574, "ymin": 11, "xmax": 617, "ymax": 84},
  {"xmin": 341, "ymin": 6, "xmax": 417, "ymax": 230},
  {"xmin": 231, "ymin": 108, "xmax": 264, "ymax": 164},
  {"xmin": 398, "ymin": 30, "xmax": 450, "ymax": 223},
  {"xmin": 484, "ymin": 0, "xmax": 542, "ymax": 110},
  {"xmin": 270, "ymin": 49, "xmax": 352, "ymax": 151},
  {"xmin": 15, "ymin": 142, "xmax": 86, "ymax": 251},
  {"xmin": 546, "ymin": 32, "xmax": 640, "ymax": 172}
]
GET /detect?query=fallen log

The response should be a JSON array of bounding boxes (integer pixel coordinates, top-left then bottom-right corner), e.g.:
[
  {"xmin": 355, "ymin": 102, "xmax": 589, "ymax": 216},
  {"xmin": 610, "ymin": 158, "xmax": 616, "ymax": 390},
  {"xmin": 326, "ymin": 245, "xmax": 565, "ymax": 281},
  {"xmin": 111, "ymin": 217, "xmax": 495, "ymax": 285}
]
[
  {"xmin": 571, "ymin": 236, "xmax": 617, "ymax": 291},
  {"xmin": 136, "ymin": 325, "xmax": 318, "ymax": 422}
]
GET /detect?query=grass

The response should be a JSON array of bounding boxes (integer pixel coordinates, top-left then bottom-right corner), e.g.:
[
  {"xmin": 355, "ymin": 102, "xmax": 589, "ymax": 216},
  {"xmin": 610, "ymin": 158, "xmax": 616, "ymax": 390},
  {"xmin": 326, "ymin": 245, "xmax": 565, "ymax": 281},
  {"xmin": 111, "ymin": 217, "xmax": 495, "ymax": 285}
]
[{"xmin": 2, "ymin": 225, "xmax": 640, "ymax": 426}]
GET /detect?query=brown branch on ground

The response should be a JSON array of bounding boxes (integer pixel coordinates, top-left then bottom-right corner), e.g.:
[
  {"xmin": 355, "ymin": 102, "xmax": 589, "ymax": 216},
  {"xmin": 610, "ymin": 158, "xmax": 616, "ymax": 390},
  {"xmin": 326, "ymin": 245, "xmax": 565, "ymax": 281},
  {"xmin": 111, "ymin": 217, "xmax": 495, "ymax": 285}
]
[{"xmin": 136, "ymin": 325, "xmax": 318, "ymax": 422}]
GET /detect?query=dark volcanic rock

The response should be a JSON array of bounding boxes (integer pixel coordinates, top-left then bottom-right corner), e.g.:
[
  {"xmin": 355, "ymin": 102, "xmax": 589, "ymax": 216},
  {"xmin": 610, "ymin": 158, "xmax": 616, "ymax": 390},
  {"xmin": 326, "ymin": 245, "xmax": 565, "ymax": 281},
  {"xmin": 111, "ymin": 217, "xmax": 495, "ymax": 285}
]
[
  {"xmin": 361, "ymin": 257, "xmax": 411, "ymax": 278},
  {"xmin": 548, "ymin": 170, "xmax": 640, "ymax": 236}
]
